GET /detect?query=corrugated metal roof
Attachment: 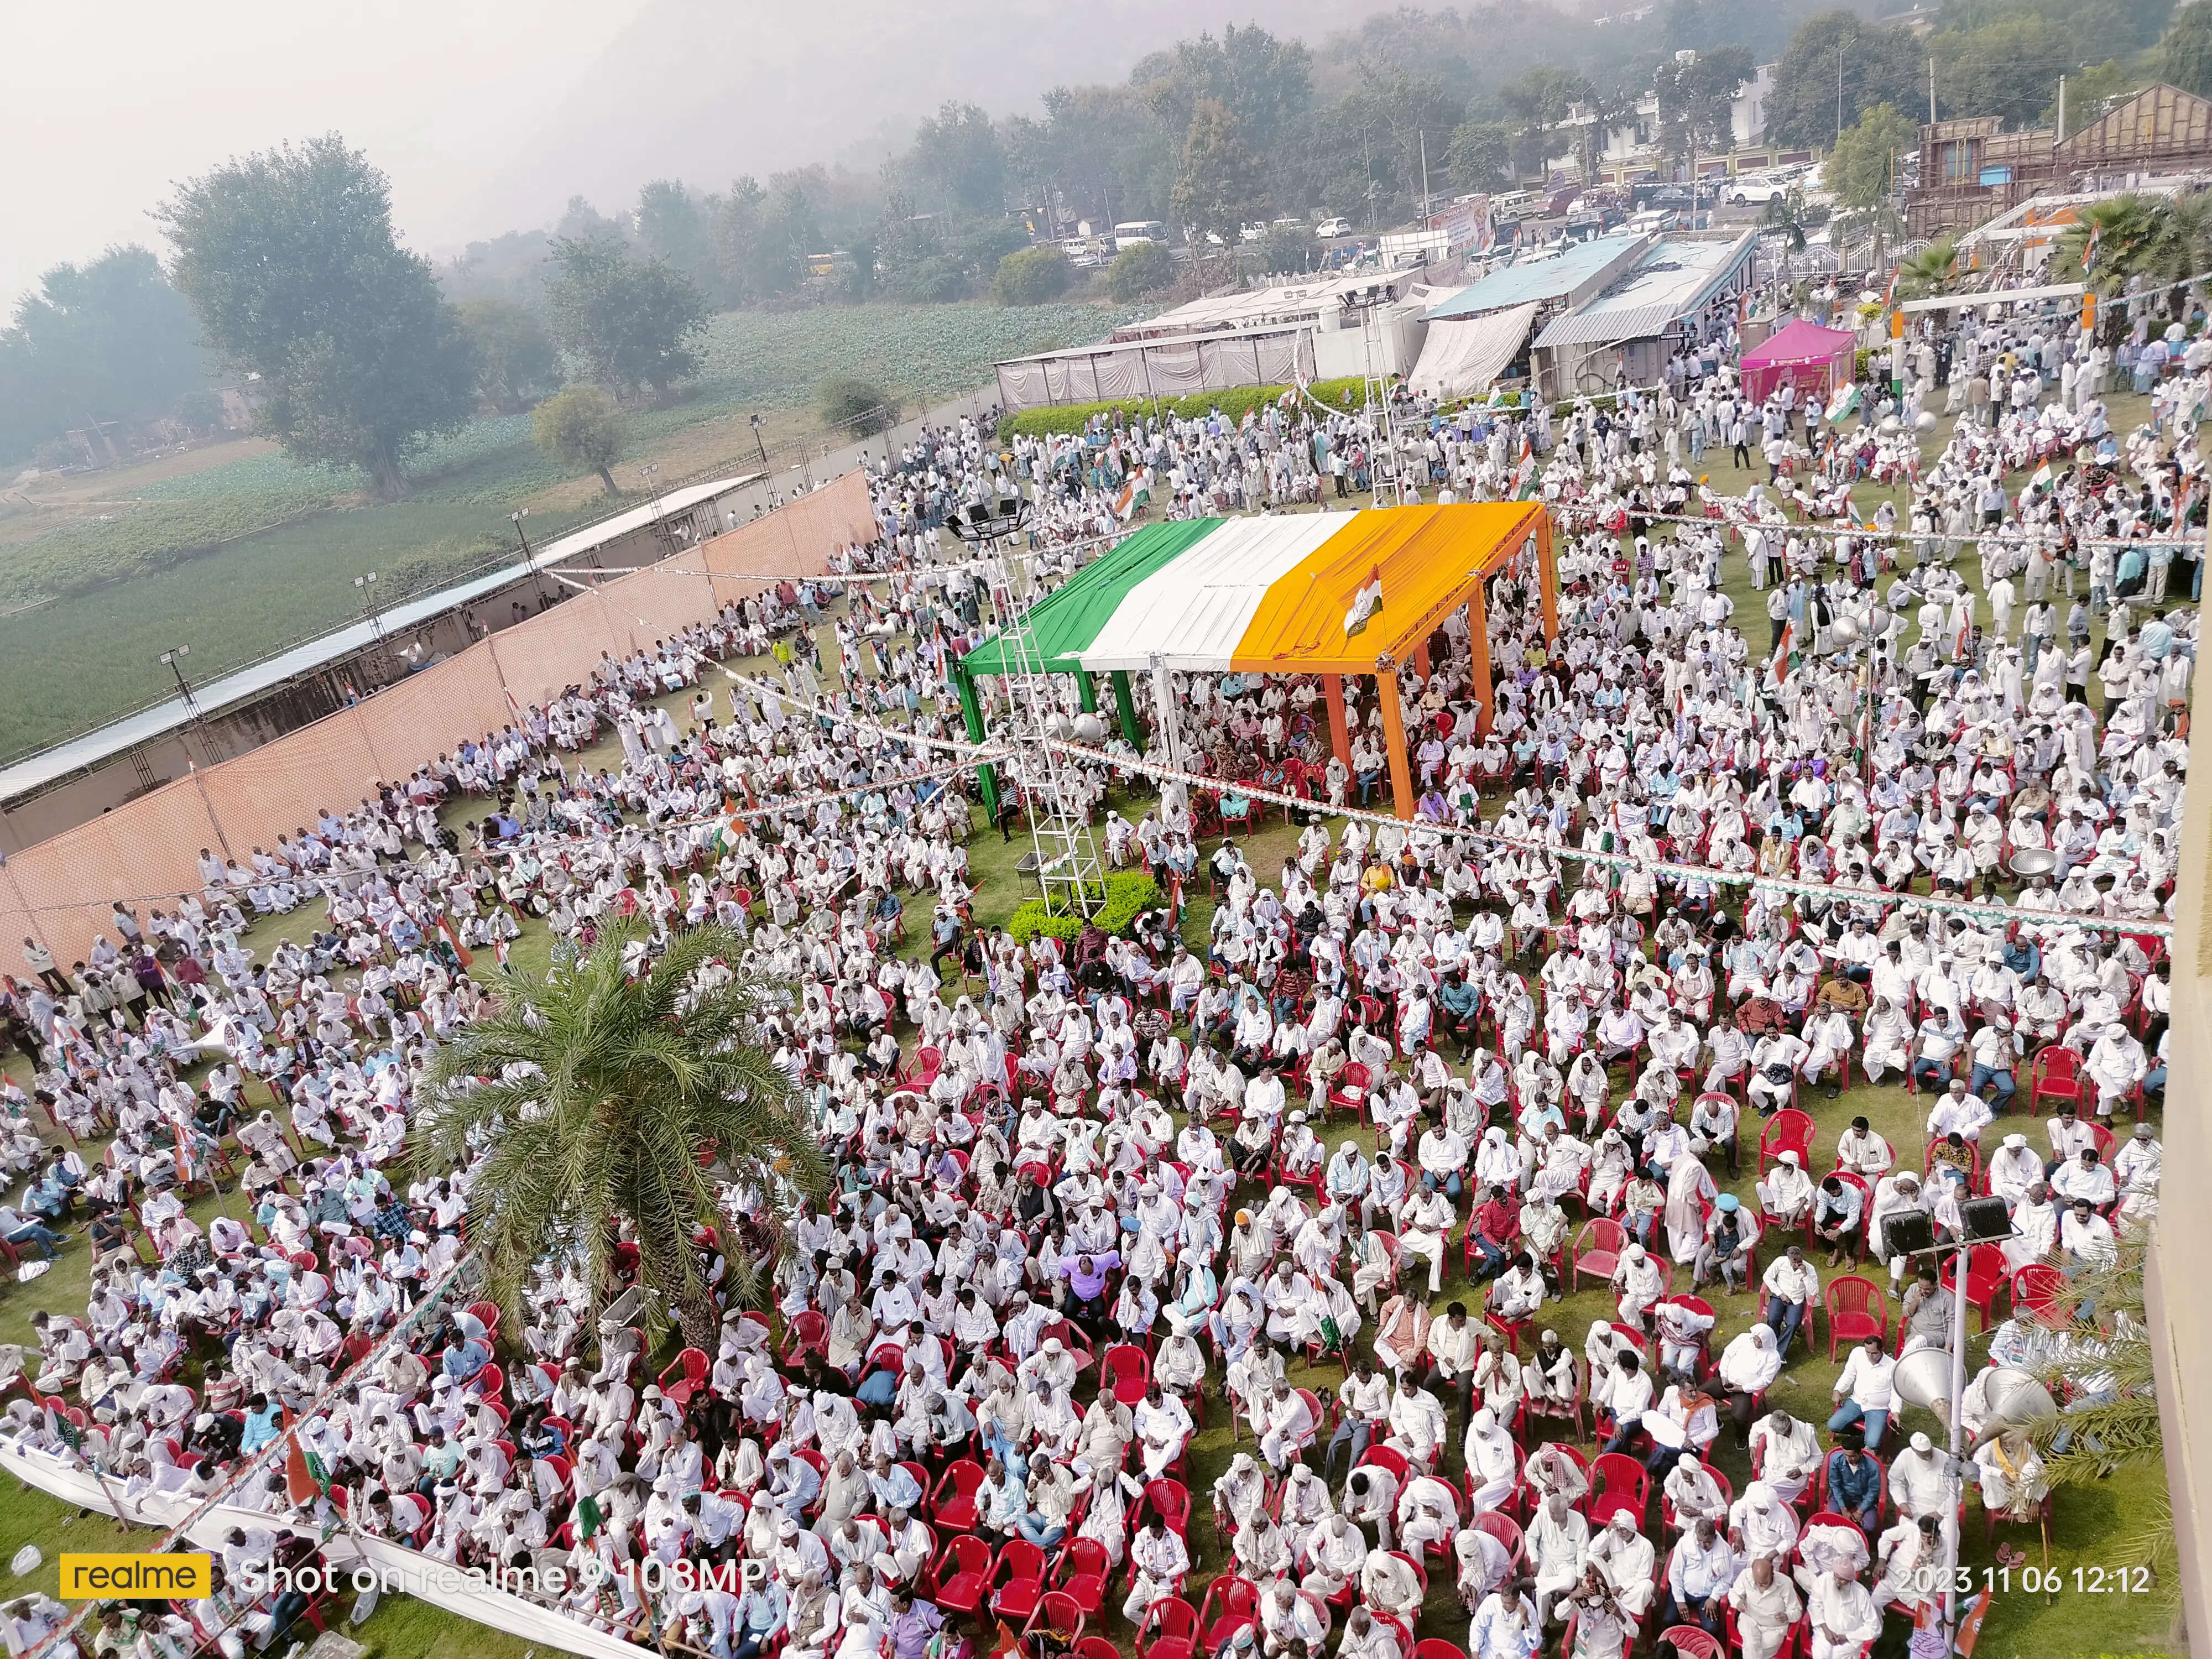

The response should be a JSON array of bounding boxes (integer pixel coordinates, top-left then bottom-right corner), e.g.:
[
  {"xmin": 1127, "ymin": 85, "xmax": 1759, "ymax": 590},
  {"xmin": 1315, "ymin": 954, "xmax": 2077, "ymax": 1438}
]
[
  {"xmin": 1532, "ymin": 232, "xmax": 1757, "ymax": 348},
  {"xmin": 1423, "ymin": 236, "xmax": 1648, "ymax": 320}
]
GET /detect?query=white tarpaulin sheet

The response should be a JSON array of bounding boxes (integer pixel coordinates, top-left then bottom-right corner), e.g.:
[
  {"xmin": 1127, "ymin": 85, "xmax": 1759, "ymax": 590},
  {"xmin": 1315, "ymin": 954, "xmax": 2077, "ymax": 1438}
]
[
  {"xmin": 0, "ymin": 1441, "xmax": 647, "ymax": 1659},
  {"xmin": 1406, "ymin": 302, "xmax": 1539, "ymax": 399}
]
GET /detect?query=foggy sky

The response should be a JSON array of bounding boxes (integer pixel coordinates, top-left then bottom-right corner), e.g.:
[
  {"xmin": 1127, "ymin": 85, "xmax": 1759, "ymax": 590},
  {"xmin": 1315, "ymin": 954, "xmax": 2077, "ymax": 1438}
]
[{"xmin": 4, "ymin": 0, "xmax": 1406, "ymax": 308}]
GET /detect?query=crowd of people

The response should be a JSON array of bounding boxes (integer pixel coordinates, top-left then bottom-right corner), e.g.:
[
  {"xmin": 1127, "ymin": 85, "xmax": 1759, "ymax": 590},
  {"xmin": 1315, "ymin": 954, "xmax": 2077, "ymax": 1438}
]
[{"xmin": 0, "ymin": 279, "xmax": 2189, "ymax": 1659}]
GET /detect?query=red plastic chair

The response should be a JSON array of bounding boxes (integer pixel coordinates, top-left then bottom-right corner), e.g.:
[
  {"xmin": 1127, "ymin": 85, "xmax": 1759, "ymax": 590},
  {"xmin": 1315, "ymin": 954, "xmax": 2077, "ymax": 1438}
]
[
  {"xmin": 1021, "ymin": 1590, "xmax": 1086, "ymax": 1647},
  {"xmin": 2011, "ymin": 1262, "xmax": 2069, "ymax": 1324},
  {"xmin": 1823, "ymin": 1275, "xmax": 1887, "ymax": 1361},
  {"xmin": 930, "ymin": 1535, "xmax": 993, "ymax": 1614},
  {"xmin": 1472, "ymin": 1510, "xmax": 1523, "ymax": 1568},
  {"xmin": 1197, "ymin": 1575, "xmax": 1261, "ymax": 1651},
  {"xmin": 1942, "ymin": 1244, "xmax": 2008, "ymax": 1332},
  {"xmin": 1356, "ymin": 1444, "xmax": 1412, "ymax": 1485},
  {"xmin": 1412, "ymin": 1641, "xmax": 1470, "ymax": 1659},
  {"xmin": 1657, "ymin": 1625, "xmax": 1723, "ymax": 1658},
  {"xmin": 465, "ymin": 1299, "xmax": 502, "ymax": 1335},
  {"xmin": 2027, "ymin": 1045, "xmax": 2084, "ymax": 1113},
  {"xmin": 1102, "ymin": 1343, "xmax": 1152, "ymax": 1406},
  {"xmin": 1135, "ymin": 1597, "xmax": 1201, "ymax": 1659},
  {"xmin": 931, "ymin": 1458, "xmax": 986, "ymax": 1530},
  {"xmin": 1759, "ymin": 1108, "xmax": 1816, "ymax": 1175},
  {"xmin": 992, "ymin": 1539, "xmax": 1048, "ymax": 1621},
  {"xmin": 781, "ymin": 1308, "xmax": 828, "ymax": 1368},
  {"xmin": 1588, "ymin": 1452, "xmax": 1651, "ymax": 1534},
  {"xmin": 1327, "ymin": 1060, "xmax": 1374, "ymax": 1122},
  {"xmin": 1053, "ymin": 1538, "xmax": 1111, "ymax": 1619},
  {"xmin": 1144, "ymin": 1477, "xmax": 1194, "ymax": 1545},
  {"xmin": 1571, "ymin": 1218, "xmax": 1628, "ymax": 1291},
  {"xmin": 657, "ymin": 1347, "xmax": 709, "ymax": 1410},
  {"xmin": 1074, "ymin": 1640, "xmax": 1122, "ymax": 1659}
]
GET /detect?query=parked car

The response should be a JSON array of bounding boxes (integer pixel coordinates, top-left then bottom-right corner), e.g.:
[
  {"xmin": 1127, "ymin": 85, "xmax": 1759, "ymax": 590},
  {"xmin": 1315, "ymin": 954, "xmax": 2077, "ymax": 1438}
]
[
  {"xmin": 1316, "ymin": 216, "xmax": 1354, "ymax": 238},
  {"xmin": 1728, "ymin": 176, "xmax": 1790, "ymax": 205}
]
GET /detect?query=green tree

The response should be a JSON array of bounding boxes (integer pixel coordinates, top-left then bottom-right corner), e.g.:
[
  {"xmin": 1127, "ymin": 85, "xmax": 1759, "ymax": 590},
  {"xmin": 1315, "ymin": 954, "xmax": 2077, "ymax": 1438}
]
[
  {"xmin": 1445, "ymin": 120, "xmax": 1517, "ymax": 191},
  {"xmin": 0, "ymin": 245, "xmax": 216, "ymax": 466},
  {"xmin": 906, "ymin": 101, "xmax": 1008, "ymax": 216},
  {"xmin": 1654, "ymin": 48, "xmax": 1754, "ymax": 159},
  {"xmin": 634, "ymin": 179, "xmax": 720, "ymax": 298},
  {"xmin": 992, "ymin": 245, "xmax": 1072, "ymax": 305},
  {"xmin": 455, "ymin": 297, "xmax": 560, "ymax": 413},
  {"xmin": 544, "ymin": 233, "xmax": 707, "ymax": 399},
  {"xmin": 711, "ymin": 176, "xmax": 801, "ymax": 306},
  {"xmin": 1106, "ymin": 239, "xmax": 1175, "ymax": 299},
  {"xmin": 1829, "ymin": 102, "xmax": 1918, "ymax": 208},
  {"xmin": 1764, "ymin": 12, "xmax": 1928, "ymax": 147},
  {"xmin": 1253, "ymin": 222, "xmax": 1320, "ymax": 275},
  {"xmin": 415, "ymin": 926, "xmax": 824, "ymax": 1348},
  {"xmin": 818, "ymin": 374, "xmax": 894, "ymax": 436},
  {"xmin": 1893, "ymin": 235, "xmax": 1959, "ymax": 298},
  {"xmin": 1171, "ymin": 98, "xmax": 1266, "ymax": 248},
  {"xmin": 154, "ymin": 135, "xmax": 476, "ymax": 500},
  {"xmin": 2162, "ymin": 0, "xmax": 2212, "ymax": 95},
  {"xmin": 531, "ymin": 384, "xmax": 624, "ymax": 494},
  {"xmin": 1138, "ymin": 24, "xmax": 1314, "ymax": 164},
  {"xmin": 1499, "ymin": 68, "xmax": 1592, "ymax": 185},
  {"xmin": 1934, "ymin": 13, "xmax": 2081, "ymax": 131}
]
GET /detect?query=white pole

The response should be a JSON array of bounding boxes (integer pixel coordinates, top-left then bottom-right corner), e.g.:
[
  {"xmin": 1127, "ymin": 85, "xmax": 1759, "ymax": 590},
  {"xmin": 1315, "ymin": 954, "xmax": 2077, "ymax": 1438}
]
[
  {"xmin": 2057, "ymin": 75, "xmax": 2068, "ymax": 142},
  {"xmin": 1939, "ymin": 1236, "xmax": 1974, "ymax": 1650}
]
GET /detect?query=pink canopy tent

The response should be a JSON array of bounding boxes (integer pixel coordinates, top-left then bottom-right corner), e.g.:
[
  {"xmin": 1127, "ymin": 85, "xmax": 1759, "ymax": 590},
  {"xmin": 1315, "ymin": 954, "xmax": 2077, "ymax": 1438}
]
[{"xmin": 1740, "ymin": 319, "xmax": 1858, "ymax": 403}]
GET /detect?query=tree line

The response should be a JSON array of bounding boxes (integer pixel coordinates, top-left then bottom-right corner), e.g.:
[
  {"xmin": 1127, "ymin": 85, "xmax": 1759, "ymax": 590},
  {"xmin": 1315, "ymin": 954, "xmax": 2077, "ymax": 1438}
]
[{"xmin": 7, "ymin": 0, "xmax": 2201, "ymax": 483}]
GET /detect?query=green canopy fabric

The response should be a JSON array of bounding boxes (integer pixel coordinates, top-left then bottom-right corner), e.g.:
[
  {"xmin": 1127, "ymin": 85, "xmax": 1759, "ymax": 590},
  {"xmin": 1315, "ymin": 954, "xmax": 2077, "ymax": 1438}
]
[{"xmin": 960, "ymin": 518, "xmax": 1223, "ymax": 676}]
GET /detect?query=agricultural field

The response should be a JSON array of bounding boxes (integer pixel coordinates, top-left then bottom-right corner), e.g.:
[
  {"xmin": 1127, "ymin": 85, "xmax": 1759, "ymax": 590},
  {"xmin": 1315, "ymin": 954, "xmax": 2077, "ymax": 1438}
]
[{"xmin": 0, "ymin": 300, "xmax": 1138, "ymax": 763}]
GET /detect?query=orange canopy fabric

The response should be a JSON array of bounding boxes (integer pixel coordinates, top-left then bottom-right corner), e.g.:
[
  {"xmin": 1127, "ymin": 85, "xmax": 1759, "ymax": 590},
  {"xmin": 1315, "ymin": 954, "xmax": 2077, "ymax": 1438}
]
[{"xmin": 1229, "ymin": 502, "xmax": 1549, "ymax": 674}]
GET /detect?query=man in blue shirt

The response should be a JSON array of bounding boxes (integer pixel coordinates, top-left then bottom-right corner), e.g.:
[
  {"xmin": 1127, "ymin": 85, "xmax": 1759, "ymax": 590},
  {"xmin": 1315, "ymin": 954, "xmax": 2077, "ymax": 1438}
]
[
  {"xmin": 1824, "ymin": 1439, "xmax": 1882, "ymax": 1533},
  {"xmin": 239, "ymin": 1393, "xmax": 283, "ymax": 1456}
]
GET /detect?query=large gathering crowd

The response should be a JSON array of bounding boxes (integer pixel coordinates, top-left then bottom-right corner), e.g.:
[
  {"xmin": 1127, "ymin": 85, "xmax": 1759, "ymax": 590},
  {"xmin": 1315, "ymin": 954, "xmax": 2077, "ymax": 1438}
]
[{"xmin": 0, "ymin": 284, "xmax": 2189, "ymax": 1659}]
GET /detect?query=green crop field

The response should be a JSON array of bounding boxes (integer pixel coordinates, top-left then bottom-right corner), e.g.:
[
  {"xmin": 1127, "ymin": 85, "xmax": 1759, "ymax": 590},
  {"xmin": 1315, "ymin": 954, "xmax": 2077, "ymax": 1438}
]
[{"xmin": 0, "ymin": 300, "xmax": 1139, "ymax": 763}]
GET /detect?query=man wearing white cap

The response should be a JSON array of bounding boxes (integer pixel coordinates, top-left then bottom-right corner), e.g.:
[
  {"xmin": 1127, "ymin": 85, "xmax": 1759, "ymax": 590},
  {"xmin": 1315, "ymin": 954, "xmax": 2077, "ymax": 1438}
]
[
  {"xmin": 2084, "ymin": 1021, "xmax": 2148, "ymax": 1118},
  {"xmin": 1804, "ymin": 1564, "xmax": 1880, "ymax": 1659},
  {"xmin": 1755, "ymin": 1151, "xmax": 1813, "ymax": 1228},
  {"xmin": 1987, "ymin": 1133, "xmax": 2042, "ymax": 1207}
]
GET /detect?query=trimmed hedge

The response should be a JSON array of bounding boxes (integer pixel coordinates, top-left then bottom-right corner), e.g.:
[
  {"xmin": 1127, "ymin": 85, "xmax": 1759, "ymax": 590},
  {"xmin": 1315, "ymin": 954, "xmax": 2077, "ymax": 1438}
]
[
  {"xmin": 1007, "ymin": 870, "xmax": 1162, "ymax": 945},
  {"xmin": 1000, "ymin": 379, "xmax": 1366, "ymax": 439}
]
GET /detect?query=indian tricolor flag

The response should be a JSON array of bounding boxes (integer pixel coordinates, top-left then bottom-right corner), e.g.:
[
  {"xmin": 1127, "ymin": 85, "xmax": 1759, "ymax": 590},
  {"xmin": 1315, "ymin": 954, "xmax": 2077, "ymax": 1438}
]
[
  {"xmin": 1765, "ymin": 619, "xmax": 1795, "ymax": 692},
  {"xmin": 1343, "ymin": 567, "xmax": 1384, "ymax": 637}
]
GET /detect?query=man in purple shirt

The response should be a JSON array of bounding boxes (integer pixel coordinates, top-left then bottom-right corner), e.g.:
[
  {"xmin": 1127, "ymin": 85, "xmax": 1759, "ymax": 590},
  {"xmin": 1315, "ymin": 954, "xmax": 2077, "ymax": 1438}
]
[
  {"xmin": 1058, "ymin": 1250, "xmax": 1121, "ymax": 1334},
  {"xmin": 886, "ymin": 1588, "xmax": 943, "ymax": 1659}
]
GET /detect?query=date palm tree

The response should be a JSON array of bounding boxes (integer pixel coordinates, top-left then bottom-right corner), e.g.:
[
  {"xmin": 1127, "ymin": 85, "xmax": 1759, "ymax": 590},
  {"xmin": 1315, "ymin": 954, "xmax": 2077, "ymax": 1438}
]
[
  {"xmin": 2027, "ymin": 1227, "xmax": 2176, "ymax": 1612},
  {"xmin": 414, "ymin": 924, "xmax": 825, "ymax": 1350}
]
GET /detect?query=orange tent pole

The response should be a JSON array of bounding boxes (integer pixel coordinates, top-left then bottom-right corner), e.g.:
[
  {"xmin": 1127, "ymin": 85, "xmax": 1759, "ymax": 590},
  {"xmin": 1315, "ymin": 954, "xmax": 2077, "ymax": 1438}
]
[
  {"xmin": 1378, "ymin": 667, "xmax": 1416, "ymax": 820},
  {"xmin": 1323, "ymin": 674, "xmax": 1353, "ymax": 771},
  {"xmin": 1537, "ymin": 512, "xmax": 1559, "ymax": 645},
  {"xmin": 1467, "ymin": 584, "xmax": 1494, "ymax": 737},
  {"xmin": 1413, "ymin": 641, "xmax": 1431, "ymax": 676}
]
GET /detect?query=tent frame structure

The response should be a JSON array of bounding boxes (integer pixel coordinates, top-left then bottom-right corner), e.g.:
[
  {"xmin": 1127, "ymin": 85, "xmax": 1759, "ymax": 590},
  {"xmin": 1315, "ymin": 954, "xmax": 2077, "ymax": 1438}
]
[{"xmin": 957, "ymin": 504, "xmax": 1558, "ymax": 820}]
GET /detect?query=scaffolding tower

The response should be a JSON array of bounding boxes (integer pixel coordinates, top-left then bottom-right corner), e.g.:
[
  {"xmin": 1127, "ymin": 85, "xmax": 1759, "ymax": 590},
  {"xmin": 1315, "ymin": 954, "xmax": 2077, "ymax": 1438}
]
[
  {"xmin": 1357, "ymin": 301, "xmax": 1413, "ymax": 508},
  {"xmin": 958, "ymin": 498, "xmax": 1105, "ymax": 919}
]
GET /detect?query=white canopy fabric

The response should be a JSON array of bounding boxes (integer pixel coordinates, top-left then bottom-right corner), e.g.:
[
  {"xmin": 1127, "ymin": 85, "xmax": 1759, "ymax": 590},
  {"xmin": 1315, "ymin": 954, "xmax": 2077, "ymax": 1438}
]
[
  {"xmin": 1406, "ymin": 302, "xmax": 1540, "ymax": 400},
  {"xmin": 1077, "ymin": 513, "xmax": 1343, "ymax": 673}
]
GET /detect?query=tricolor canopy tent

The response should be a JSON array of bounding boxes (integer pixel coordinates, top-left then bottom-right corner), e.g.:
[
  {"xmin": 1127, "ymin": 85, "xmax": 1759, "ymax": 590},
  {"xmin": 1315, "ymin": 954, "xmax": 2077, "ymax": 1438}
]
[
  {"xmin": 1739, "ymin": 319, "xmax": 1859, "ymax": 404},
  {"xmin": 958, "ymin": 503, "xmax": 1557, "ymax": 817}
]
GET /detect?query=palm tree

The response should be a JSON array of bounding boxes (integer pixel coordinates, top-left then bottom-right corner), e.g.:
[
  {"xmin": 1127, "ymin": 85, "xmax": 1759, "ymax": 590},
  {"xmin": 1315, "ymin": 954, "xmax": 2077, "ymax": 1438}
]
[
  {"xmin": 414, "ymin": 924, "xmax": 826, "ymax": 1349},
  {"xmin": 2026, "ymin": 1228, "xmax": 2177, "ymax": 1611},
  {"xmin": 1893, "ymin": 237, "xmax": 1959, "ymax": 301},
  {"xmin": 2054, "ymin": 194, "xmax": 2171, "ymax": 291}
]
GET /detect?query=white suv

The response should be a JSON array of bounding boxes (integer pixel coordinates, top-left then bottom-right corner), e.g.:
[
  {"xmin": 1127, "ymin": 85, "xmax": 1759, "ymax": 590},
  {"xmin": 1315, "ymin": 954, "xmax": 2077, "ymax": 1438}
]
[{"xmin": 1317, "ymin": 217, "xmax": 1354, "ymax": 238}]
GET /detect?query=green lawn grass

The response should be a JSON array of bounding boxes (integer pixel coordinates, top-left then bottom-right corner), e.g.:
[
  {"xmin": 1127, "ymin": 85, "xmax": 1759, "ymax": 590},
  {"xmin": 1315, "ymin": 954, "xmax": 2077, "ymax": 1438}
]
[{"xmin": 1, "ymin": 397, "xmax": 2185, "ymax": 1657}]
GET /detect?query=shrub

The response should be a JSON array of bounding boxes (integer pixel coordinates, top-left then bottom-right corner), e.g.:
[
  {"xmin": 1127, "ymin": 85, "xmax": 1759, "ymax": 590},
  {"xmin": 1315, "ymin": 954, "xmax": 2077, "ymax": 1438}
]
[
  {"xmin": 999, "ymin": 378, "xmax": 1366, "ymax": 439},
  {"xmin": 817, "ymin": 375, "xmax": 894, "ymax": 437},
  {"xmin": 1006, "ymin": 870, "xmax": 1162, "ymax": 944},
  {"xmin": 1106, "ymin": 241, "xmax": 1175, "ymax": 300},
  {"xmin": 993, "ymin": 247, "xmax": 1073, "ymax": 306}
]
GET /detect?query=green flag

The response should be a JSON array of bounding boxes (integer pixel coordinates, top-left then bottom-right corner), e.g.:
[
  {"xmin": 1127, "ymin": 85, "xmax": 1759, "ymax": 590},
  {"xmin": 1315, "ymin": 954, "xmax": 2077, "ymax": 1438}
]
[{"xmin": 576, "ymin": 1494, "xmax": 605, "ymax": 1541}]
